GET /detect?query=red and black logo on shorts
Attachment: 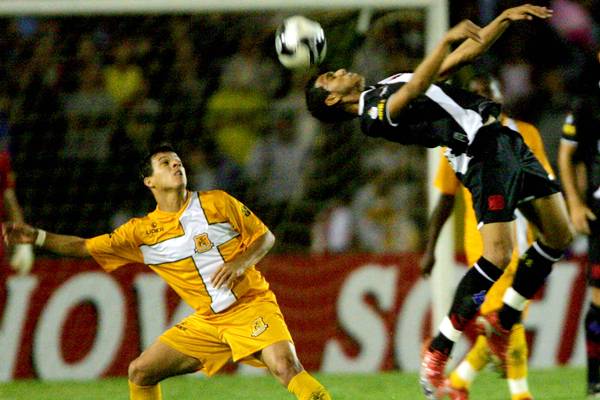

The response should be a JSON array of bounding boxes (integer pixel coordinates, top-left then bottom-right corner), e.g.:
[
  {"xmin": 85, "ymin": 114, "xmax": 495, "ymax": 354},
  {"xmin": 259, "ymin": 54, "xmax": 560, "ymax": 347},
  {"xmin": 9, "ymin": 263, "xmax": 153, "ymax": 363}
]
[{"xmin": 487, "ymin": 194, "xmax": 505, "ymax": 211}]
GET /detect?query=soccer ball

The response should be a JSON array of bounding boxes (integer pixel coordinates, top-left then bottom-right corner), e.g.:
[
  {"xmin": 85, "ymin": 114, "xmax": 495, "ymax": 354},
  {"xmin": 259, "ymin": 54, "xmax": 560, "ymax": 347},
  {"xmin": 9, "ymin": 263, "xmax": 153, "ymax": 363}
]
[{"xmin": 275, "ymin": 15, "xmax": 327, "ymax": 70}]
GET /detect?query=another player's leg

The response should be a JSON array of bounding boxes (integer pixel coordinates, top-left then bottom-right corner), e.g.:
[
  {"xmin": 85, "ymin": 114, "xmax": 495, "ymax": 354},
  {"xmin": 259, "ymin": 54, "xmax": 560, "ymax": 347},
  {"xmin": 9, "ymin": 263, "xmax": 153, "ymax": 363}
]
[
  {"xmin": 505, "ymin": 323, "xmax": 533, "ymax": 400},
  {"xmin": 128, "ymin": 340, "xmax": 202, "ymax": 400},
  {"xmin": 260, "ymin": 340, "xmax": 331, "ymax": 400},
  {"xmin": 585, "ymin": 268, "xmax": 600, "ymax": 398},
  {"xmin": 484, "ymin": 193, "xmax": 572, "ymax": 369},
  {"xmin": 421, "ymin": 222, "xmax": 510, "ymax": 399},
  {"xmin": 445, "ymin": 335, "xmax": 491, "ymax": 399}
]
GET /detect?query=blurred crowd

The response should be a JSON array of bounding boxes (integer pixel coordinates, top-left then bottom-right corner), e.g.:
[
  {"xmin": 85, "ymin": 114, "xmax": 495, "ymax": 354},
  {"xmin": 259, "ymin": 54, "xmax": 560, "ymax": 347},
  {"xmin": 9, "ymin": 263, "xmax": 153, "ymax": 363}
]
[{"xmin": 0, "ymin": 0, "xmax": 599, "ymax": 254}]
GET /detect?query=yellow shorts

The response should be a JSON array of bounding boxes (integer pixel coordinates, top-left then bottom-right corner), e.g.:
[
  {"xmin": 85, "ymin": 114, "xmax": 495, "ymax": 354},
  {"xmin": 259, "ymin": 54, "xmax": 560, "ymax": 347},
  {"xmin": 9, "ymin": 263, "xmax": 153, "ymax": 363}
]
[{"xmin": 159, "ymin": 290, "xmax": 293, "ymax": 376}]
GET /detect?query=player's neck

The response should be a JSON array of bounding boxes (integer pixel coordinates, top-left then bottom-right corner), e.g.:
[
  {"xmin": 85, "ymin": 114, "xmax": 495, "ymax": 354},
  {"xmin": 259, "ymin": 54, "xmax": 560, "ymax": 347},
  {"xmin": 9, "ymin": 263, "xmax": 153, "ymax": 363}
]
[{"xmin": 155, "ymin": 189, "xmax": 189, "ymax": 213}]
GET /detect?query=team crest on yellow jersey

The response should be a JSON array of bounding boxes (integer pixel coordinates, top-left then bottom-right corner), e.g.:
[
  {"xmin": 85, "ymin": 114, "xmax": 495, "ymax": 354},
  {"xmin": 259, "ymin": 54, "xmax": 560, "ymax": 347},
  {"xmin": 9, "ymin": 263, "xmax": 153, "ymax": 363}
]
[
  {"xmin": 194, "ymin": 233, "xmax": 213, "ymax": 253},
  {"xmin": 250, "ymin": 317, "xmax": 269, "ymax": 337}
]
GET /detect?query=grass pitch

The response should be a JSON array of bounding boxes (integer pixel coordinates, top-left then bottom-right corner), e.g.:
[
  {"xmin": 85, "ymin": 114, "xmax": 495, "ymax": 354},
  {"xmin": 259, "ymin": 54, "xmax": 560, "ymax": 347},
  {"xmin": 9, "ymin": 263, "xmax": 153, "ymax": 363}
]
[{"xmin": 0, "ymin": 367, "xmax": 585, "ymax": 399}]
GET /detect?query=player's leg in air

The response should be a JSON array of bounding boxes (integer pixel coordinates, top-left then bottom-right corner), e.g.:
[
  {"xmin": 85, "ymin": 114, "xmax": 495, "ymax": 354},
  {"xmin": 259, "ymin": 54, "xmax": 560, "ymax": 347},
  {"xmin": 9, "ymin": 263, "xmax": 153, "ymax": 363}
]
[
  {"xmin": 446, "ymin": 270, "xmax": 534, "ymax": 400},
  {"xmin": 420, "ymin": 220, "xmax": 512, "ymax": 399},
  {"xmin": 421, "ymin": 129, "xmax": 572, "ymax": 399},
  {"xmin": 480, "ymin": 193, "xmax": 572, "ymax": 370}
]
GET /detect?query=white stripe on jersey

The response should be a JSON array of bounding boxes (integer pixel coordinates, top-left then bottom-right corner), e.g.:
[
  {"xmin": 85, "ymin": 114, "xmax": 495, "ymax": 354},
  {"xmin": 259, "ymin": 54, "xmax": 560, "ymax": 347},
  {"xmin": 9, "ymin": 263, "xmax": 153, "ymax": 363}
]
[
  {"xmin": 379, "ymin": 73, "xmax": 485, "ymax": 175},
  {"xmin": 140, "ymin": 195, "xmax": 239, "ymax": 313},
  {"xmin": 378, "ymin": 73, "xmax": 485, "ymax": 142}
]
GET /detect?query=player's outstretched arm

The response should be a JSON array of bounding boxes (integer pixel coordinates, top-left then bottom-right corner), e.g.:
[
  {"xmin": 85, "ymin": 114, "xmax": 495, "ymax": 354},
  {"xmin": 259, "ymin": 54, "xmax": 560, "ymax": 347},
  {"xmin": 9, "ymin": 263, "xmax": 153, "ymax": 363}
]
[
  {"xmin": 2, "ymin": 221, "xmax": 91, "ymax": 259},
  {"xmin": 387, "ymin": 19, "xmax": 482, "ymax": 119},
  {"xmin": 438, "ymin": 4, "xmax": 553, "ymax": 80}
]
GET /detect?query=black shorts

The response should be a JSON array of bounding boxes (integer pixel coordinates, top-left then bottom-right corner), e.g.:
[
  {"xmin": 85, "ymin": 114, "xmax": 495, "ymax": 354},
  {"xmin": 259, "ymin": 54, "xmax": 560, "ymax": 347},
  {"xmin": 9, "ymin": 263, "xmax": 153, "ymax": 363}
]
[{"xmin": 460, "ymin": 123, "xmax": 561, "ymax": 226}]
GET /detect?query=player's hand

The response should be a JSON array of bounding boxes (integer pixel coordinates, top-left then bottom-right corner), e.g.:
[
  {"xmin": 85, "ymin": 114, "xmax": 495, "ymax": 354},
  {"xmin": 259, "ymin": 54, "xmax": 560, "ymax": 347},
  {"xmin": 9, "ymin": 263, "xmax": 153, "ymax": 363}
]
[
  {"xmin": 10, "ymin": 243, "xmax": 34, "ymax": 275},
  {"xmin": 2, "ymin": 222, "xmax": 37, "ymax": 246},
  {"xmin": 211, "ymin": 262, "xmax": 246, "ymax": 289},
  {"xmin": 419, "ymin": 250, "xmax": 436, "ymax": 278},
  {"xmin": 569, "ymin": 203, "xmax": 597, "ymax": 235},
  {"xmin": 500, "ymin": 4, "xmax": 553, "ymax": 22},
  {"xmin": 444, "ymin": 20, "xmax": 483, "ymax": 45}
]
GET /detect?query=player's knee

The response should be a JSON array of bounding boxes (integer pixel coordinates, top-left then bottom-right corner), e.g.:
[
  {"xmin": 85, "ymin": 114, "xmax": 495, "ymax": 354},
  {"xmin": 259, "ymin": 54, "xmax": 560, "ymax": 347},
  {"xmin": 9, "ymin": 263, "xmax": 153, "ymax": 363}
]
[
  {"xmin": 541, "ymin": 222, "xmax": 574, "ymax": 251},
  {"xmin": 269, "ymin": 354, "xmax": 303, "ymax": 384},
  {"xmin": 485, "ymin": 251, "xmax": 512, "ymax": 270},
  {"xmin": 128, "ymin": 358, "xmax": 157, "ymax": 386}
]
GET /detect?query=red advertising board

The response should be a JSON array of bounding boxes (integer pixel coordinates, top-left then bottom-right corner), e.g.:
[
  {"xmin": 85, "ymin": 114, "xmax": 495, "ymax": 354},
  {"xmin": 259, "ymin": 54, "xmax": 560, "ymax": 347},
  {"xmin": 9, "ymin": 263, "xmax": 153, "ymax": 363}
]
[{"xmin": 0, "ymin": 254, "xmax": 588, "ymax": 380}]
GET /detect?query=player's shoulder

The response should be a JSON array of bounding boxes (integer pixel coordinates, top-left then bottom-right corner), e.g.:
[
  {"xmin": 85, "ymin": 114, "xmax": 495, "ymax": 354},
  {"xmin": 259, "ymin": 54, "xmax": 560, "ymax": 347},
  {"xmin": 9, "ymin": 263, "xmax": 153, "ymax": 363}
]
[{"xmin": 198, "ymin": 189, "xmax": 234, "ymax": 203}]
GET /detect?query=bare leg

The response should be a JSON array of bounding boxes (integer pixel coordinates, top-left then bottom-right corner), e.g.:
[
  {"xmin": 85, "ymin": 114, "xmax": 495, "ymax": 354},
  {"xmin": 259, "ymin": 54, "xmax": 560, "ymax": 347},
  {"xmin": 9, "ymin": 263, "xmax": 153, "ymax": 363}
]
[{"xmin": 128, "ymin": 340, "xmax": 202, "ymax": 386}]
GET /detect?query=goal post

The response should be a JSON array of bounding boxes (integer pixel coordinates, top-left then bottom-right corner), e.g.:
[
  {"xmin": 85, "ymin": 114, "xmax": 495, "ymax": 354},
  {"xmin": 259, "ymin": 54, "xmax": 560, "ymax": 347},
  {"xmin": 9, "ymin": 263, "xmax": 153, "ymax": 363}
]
[{"xmin": 0, "ymin": 0, "xmax": 453, "ymax": 332}]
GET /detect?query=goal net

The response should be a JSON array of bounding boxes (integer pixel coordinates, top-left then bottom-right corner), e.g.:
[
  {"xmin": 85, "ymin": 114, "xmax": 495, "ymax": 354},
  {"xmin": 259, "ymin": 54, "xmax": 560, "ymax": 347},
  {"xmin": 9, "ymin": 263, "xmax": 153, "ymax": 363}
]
[{"xmin": 0, "ymin": 0, "xmax": 453, "ymax": 327}]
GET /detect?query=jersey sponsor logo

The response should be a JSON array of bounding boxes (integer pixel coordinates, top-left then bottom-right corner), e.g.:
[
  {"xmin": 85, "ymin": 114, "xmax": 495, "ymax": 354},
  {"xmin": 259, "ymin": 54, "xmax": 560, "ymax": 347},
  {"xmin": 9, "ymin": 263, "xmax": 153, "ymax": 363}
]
[
  {"xmin": 241, "ymin": 205, "xmax": 251, "ymax": 217},
  {"xmin": 194, "ymin": 233, "xmax": 213, "ymax": 254},
  {"xmin": 487, "ymin": 194, "xmax": 505, "ymax": 211},
  {"xmin": 377, "ymin": 100, "xmax": 386, "ymax": 121},
  {"xmin": 145, "ymin": 222, "xmax": 164, "ymax": 236},
  {"xmin": 175, "ymin": 323, "xmax": 188, "ymax": 331},
  {"xmin": 250, "ymin": 316, "xmax": 269, "ymax": 337},
  {"xmin": 472, "ymin": 290, "xmax": 487, "ymax": 305},
  {"xmin": 562, "ymin": 123, "xmax": 576, "ymax": 136}
]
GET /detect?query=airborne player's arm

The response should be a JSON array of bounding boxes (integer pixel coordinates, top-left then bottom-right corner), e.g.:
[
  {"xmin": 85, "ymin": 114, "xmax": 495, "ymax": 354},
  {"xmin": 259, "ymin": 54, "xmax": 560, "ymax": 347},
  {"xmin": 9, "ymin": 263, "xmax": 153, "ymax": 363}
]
[
  {"xmin": 438, "ymin": 4, "xmax": 552, "ymax": 81},
  {"xmin": 2, "ymin": 221, "xmax": 90, "ymax": 258},
  {"xmin": 387, "ymin": 20, "xmax": 481, "ymax": 120}
]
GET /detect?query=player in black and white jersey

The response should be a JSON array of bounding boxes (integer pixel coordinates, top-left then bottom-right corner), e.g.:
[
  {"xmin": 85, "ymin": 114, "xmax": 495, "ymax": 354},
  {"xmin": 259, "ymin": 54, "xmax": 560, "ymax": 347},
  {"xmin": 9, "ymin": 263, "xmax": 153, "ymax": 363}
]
[
  {"xmin": 305, "ymin": 4, "xmax": 573, "ymax": 399},
  {"xmin": 559, "ymin": 53, "xmax": 600, "ymax": 397}
]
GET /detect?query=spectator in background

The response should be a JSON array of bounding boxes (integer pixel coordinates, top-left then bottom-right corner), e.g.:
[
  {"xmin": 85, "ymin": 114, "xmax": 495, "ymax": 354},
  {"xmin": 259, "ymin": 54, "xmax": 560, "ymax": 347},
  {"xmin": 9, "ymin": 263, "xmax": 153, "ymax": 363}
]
[
  {"xmin": 351, "ymin": 166, "xmax": 420, "ymax": 253},
  {"xmin": 104, "ymin": 41, "xmax": 144, "ymax": 107},
  {"xmin": 245, "ymin": 103, "xmax": 313, "ymax": 229},
  {"xmin": 311, "ymin": 196, "xmax": 354, "ymax": 254},
  {"xmin": 62, "ymin": 63, "xmax": 116, "ymax": 160}
]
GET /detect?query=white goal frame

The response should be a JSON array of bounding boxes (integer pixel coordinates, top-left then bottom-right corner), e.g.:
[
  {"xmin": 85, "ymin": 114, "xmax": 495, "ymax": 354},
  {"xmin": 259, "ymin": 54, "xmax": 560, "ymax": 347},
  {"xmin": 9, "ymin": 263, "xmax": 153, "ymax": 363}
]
[{"xmin": 0, "ymin": 0, "xmax": 453, "ymax": 332}]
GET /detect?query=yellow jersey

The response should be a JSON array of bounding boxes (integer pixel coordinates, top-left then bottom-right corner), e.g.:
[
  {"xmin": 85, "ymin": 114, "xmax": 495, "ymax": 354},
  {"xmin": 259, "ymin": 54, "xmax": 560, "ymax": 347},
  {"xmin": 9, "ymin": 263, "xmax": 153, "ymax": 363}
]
[
  {"xmin": 434, "ymin": 116, "xmax": 554, "ymax": 266},
  {"xmin": 86, "ymin": 190, "xmax": 270, "ymax": 315}
]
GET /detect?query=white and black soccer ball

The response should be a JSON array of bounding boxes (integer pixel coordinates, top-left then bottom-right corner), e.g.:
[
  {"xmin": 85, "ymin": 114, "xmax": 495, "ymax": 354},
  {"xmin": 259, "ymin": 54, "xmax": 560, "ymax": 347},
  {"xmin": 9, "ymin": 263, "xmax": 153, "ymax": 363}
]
[{"xmin": 275, "ymin": 15, "xmax": 327, "ymax": 70}]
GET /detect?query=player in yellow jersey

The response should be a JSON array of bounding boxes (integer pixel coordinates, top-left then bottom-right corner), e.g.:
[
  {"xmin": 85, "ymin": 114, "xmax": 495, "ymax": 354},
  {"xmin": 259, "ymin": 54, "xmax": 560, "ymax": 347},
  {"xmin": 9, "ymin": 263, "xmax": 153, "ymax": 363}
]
[
  {"xmin": 420, "ymin": 74, "xmax": 555, "ymax": 400},
  {"xmin": 2, "ymin": 143, "xmax": 331, "ymax": 400}
]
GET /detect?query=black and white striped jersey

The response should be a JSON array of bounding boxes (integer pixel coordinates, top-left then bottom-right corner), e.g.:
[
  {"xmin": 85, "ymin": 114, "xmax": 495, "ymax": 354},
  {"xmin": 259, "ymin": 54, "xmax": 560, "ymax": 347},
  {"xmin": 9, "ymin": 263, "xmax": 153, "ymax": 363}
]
[
  {"xmin": 359, "ymin": 73, "xmax": 501, "ymax": 154},
  {"xmin": 562, "ymin": 94, "xmax": 600, "ymax": 209}
]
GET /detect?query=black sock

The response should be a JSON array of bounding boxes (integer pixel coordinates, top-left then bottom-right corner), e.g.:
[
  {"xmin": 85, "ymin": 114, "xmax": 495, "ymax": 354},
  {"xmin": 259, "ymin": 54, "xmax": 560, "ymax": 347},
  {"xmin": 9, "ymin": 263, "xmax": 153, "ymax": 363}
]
[
  {"xmin": 511, "ymin": 241, "xmax": 561, "ymax": 298},
  {"xmin": 431, "ymin": 257, "xmax": 503, "ymax": 355},
  {"xmin": 430, "ymin": 334, "xmax": 454, "ymax": 356},
  {"xmin": 499, "ymin": 242, "xmax": 562, "ymax": 330},
  {"xmin": 586, "ymin": 303, "xmax": 600, "ymax": 385}
]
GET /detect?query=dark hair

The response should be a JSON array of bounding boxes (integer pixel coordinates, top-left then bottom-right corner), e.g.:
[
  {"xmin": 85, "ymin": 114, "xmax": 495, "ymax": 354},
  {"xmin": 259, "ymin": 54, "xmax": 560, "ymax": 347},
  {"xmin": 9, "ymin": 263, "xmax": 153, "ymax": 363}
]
[
  {"xmin": 304, "ymin": 74, "xmax": 355, "ymax": 123},
  {"xmin": 139, "ymin": 143, "xmax": 178, "ymax": 179}
]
